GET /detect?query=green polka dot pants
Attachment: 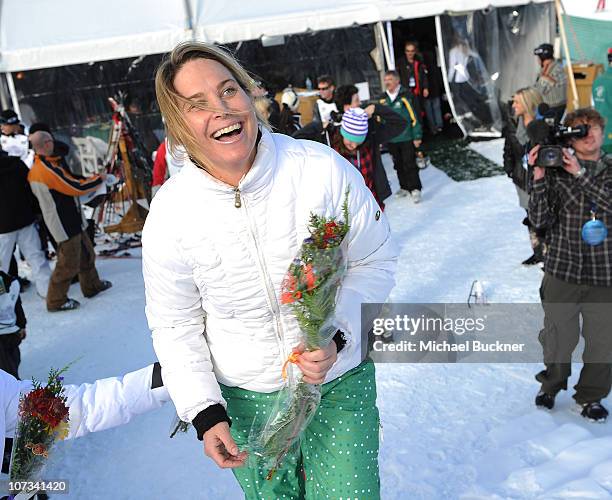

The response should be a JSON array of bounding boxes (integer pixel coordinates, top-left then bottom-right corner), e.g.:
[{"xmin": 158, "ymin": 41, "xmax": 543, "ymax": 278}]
[{"xmin": 220, "ymin": 359, "xmax": 381, "ymax": 500}]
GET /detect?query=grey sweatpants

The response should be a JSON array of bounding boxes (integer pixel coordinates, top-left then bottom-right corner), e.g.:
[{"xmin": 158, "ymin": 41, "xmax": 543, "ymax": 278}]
[{"xmin": 536, "ymin": 273, "xmax": 612, "ymax": 404}]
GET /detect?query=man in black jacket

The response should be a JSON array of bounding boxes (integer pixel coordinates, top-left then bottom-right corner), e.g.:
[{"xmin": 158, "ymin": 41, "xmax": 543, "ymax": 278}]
[
  {"xmin": 0, "ymin": 153, "xmax": 51, "ymax": 298},
  {"xmin": 398, "ymin": 41, "xmax": 429, "ymax": 123}
]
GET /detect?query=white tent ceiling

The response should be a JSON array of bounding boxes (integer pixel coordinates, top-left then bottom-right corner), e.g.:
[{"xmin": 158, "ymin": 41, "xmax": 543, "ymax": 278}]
[{"xmin": 1, "ymin": 0, "xmax": 552, "ymax": 72}]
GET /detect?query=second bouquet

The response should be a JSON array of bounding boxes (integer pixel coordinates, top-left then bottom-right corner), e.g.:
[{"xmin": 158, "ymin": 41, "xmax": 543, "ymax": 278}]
[{"xmin": 248, "ymin": 190, "xmax": 351, "ymax": 479}]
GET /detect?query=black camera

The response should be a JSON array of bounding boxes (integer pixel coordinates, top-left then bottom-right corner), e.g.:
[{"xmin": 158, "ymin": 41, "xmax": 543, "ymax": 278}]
[
  {"xmin": 527, "ymin": 104, "xmax": 589, "ymax": 167},
  {"xmin": 329, "ymin": 110, "xmax": 344, "ymax": 126}
]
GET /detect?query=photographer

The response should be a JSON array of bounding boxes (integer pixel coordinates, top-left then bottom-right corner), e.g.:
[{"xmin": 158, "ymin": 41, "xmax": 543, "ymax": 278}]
[{"xmin": 528, "ymin": 108, "xmax": 612, "ymax": 422}]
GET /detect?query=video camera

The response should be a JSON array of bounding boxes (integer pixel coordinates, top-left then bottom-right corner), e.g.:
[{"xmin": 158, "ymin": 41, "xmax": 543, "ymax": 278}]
[{"xmin": 526, "ymin": 104, "xmax": 589, "ymax": 167}]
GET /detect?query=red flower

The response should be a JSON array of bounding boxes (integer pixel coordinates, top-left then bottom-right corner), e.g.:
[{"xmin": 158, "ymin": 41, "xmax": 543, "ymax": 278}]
[
  {"xmin": 324, "ymin": 222, "xmax": 338, "ymax": 237},
  {"xmin": 19, "ymin": 388, "xmax": 68, "ymax": 428}
]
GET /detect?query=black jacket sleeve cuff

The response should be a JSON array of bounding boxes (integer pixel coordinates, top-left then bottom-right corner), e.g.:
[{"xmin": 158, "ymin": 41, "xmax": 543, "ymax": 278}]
[
  {"xmin": 150, "ymin": 362, "xmax": 163, "ymax": 389},
  {"xmin": 192, "ymin": 404, "xmax": 231, "ymax": 441},
  {"xmin": 333, "ymin": 330, "xmax": 347, "ymax": 353}
]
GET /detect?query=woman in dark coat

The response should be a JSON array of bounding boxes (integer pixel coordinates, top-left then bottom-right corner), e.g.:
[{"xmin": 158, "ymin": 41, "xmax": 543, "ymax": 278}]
[{"xmin": 503, "ymin": 86, "xmax": 546, "ymax": 265}]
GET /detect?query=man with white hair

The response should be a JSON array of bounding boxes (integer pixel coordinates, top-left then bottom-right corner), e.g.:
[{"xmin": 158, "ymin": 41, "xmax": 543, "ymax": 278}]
[{"xmin": 28, "ymin": 131, "xmax": 111, "ymax": 312}]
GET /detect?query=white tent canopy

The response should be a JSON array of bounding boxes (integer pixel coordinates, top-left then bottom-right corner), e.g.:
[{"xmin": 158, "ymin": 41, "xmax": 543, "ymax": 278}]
[{"xmin": 1, "ymin": 0, "xmax": 551, "ymax": 72}]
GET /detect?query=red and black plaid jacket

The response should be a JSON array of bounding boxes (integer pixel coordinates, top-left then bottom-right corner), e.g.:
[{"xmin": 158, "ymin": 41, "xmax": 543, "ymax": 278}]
[{"xmin": 529, "ymin": 153, "xmax": 612, "ymax": 286}]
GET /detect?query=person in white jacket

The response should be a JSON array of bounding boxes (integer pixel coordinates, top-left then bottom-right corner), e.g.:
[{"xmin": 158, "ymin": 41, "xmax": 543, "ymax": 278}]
[
  {"xmin": 145, "ymin": 41, "xmax": 398, "ymax": 499},
  {"xmin": 0, "ymin": 363, "xmax": 170, "ymax": 495}
]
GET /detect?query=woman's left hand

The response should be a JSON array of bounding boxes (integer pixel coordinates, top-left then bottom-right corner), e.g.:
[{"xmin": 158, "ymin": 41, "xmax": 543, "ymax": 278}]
[{"xmin": 295, "ymin": 342, "xmax": 338, "ymax": 385}]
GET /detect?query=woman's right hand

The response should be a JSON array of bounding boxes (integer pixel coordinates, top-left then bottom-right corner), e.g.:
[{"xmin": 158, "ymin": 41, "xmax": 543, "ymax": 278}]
[
  {"xmin": 528, "ymin": 145, "xmax": 545, "ymax": 181},
  {"xmin": 203, "ymin": 422, "xmax": 247, "ymax": 468}
]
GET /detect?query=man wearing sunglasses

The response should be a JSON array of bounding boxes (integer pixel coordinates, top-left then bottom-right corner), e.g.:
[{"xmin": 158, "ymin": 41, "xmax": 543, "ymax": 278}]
[{"xmin": 312, "ymin": 75, "xmax": 338, "ymax": 127}]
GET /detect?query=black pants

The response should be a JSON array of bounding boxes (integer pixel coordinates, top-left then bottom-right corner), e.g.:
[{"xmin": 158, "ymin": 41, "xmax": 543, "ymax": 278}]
[
  {"xmin": 8, "ymin": 254, "xmax": 18, "ymax": 277},
  {"xmin": 0, "ymin": 332, "xmax": 22, "ymax": 379},
  {"xmin": 388, "ymin": 141, "xmax": 421, "ymax": 192},
  {"xmin": 536, "ymin": 273, "xmax": 612, "ymax": 403}
]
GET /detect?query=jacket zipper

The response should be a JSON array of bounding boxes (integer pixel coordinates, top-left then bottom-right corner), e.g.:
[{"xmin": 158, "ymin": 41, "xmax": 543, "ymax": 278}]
[{"xmin": 236, "ymin": 189, "xmax": 288, "ymax": 363}]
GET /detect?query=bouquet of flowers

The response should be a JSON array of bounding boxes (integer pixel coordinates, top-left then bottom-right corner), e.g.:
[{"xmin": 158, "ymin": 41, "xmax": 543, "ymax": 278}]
[
  {"xmin": 249, "ymin": 190, "xmax": 350, "ymax": 479},
  {"xmin": 9, "ymin": 366, "xmax": 70, "ymax": 495}
]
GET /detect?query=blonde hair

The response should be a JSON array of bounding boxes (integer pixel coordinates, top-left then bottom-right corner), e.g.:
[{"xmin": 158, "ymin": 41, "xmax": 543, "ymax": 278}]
[
  {"xmin": 514, "ymin": 87, "xmax": 543, "ymax": 120},
  {"xmin": 155, "ymin": 41, "xmax": 269, "ymax": 172},
  {"xmin": 253, "ymin": 96, "xmax": 271, "ymax": 121}
]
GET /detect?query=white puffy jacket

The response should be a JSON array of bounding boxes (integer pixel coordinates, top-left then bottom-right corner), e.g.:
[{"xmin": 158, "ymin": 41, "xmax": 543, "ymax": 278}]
[
  {"xmin": 142, "ymin": 129, "xmax": 398, "ymax": 425},
  {"xmin": 1, "ymin": 364, "xmax": 170, "ymax": 482}
]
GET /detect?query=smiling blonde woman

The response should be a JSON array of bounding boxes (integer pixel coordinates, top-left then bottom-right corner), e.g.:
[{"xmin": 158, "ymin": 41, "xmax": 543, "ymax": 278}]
[{"xmin": 143, "ymin": 41, "xmax": 398, "ymax": 499}]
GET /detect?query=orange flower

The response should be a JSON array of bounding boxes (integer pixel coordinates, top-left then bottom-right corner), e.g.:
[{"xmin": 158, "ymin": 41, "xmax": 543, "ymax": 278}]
[
  {"xmin": 25, "ymin": 442, "xmax": 49, "ymax": 458},
  {"xmin": 281, "ymin": 292, "xmax": 295, "ymax": 304},
  {"xmin": 304, "ymin": 265, "xmax": 316, "ymax": 291}
]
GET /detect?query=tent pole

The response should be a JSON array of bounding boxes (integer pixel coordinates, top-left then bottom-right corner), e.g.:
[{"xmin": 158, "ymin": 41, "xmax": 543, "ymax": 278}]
[
  {"xmin": 385, "ymin": 21, "xmax": 396, "ymax": 70},
  {"xmin": 183, "ymin": 0, "xmax": 195, "ymax": 40},
  {"xmin": 434, "ymin": 15, "xmax": 467, "ymax": 137},
  {"xmin": 554, "ymin": 0, "xmax": 579, "ymax": 109},
  {"xmin": 373, "ymin": 23, "xmax": 387, "ymax": 89},
  {"xmin": 376, "ymin": 22, "xmax": 392, "ymax": 71},
  {"xmin": 0, "ymin": 74, "xmax": 10, "ymax": 110},
  {"xmin": 6, "ymin": 72, "xmax": 21, "ymax": 117}
]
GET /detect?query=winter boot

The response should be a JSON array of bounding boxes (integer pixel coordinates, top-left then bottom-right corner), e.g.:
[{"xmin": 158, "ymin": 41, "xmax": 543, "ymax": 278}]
[
  {"xmin": 535, "ymin": 390, "xmax": 555, "ymax": 410},
  {"xmin": 579, "ymin": 401, "xmax": 608, "ymax": 422},
  {"xmin": 84, "ymin": 280, "xmax": 113, "ymax": 298},
  {"xmin": 522, "ymin": 253, "xmax": 543, "ymax": 266},
  {"xmin": 49, "ymin": 298, "xmax": 81, "ymax": 312}
]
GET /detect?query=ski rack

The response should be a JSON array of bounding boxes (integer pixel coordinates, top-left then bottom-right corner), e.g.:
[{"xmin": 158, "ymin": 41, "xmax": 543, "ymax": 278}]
[{"xmin": 102, "ymin": 95, "xmax": 151, "ymax": 234}]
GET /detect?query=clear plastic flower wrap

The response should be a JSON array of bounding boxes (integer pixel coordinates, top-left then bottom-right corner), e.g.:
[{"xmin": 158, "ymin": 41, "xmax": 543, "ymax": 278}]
[{"xmin": 248, "ymin": 191, "xmax": 350, "ymax": 480}]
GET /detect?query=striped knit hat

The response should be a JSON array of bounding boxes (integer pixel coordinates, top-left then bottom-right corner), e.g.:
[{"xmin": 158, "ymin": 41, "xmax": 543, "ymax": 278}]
[{"xmin": 340, "ymin": 107, "xmax": 369, "ymax": 144}]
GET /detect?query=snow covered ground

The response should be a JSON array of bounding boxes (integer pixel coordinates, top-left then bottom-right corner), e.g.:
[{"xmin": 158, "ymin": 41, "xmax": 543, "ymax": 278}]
[{"xmin": 13, "ymin": 146, "xmax": 612, "ymax": 499}]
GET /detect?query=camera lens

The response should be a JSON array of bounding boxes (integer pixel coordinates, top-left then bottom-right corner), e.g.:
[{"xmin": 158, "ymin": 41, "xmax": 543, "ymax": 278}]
[
  {"xmin": 537, "ymin": 145, "xmax": 563, "ymax": 168},
  {"xmin": 543, "ymin": 150, "xmax": 556, "ymax": 161}
]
